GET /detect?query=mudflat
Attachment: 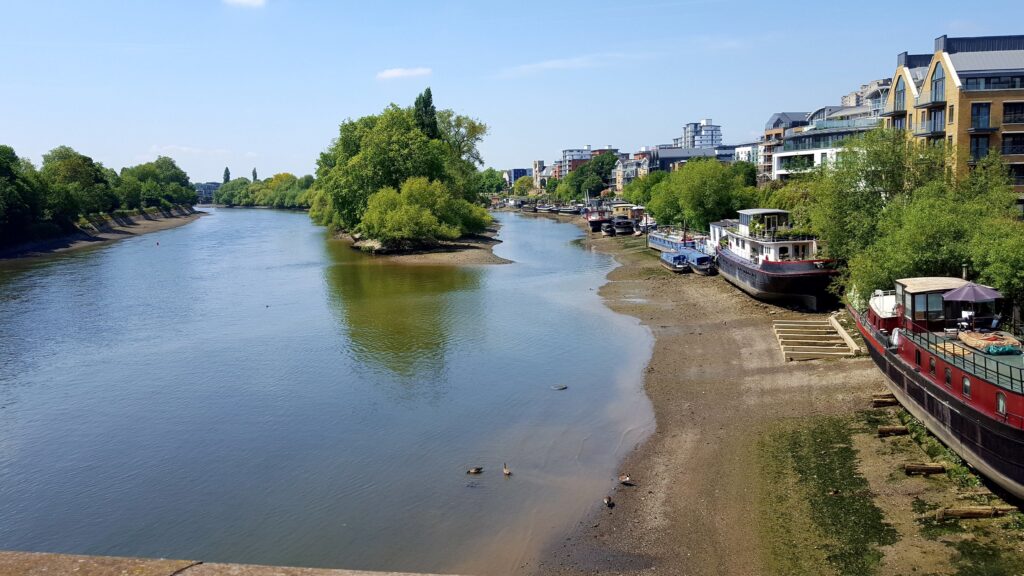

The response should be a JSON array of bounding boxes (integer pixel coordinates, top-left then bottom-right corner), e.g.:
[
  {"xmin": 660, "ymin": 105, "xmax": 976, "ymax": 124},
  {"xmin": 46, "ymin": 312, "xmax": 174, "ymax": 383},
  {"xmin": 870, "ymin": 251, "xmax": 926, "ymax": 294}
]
[{"xmin": 535, "ymin": 231, "xmax": 1024, "ymax": 575}]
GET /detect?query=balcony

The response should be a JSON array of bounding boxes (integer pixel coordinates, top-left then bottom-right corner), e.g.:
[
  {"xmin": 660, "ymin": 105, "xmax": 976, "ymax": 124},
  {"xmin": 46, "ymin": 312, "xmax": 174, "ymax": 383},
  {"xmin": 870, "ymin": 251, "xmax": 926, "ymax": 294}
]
[
  {"xmin": 1005, "ymin": 113, "xmax": 1024, "ymax": 125},
  {"xmin": 914, "ymin": 93, "xmax": 946, "ymax": 109},
  {"xmin": 881, "ymin": 103, "xmax": 907, "ymax": 117},
  {"xmin": 968, "ymin": 121, "xmax": 999, "ymax": 134}
]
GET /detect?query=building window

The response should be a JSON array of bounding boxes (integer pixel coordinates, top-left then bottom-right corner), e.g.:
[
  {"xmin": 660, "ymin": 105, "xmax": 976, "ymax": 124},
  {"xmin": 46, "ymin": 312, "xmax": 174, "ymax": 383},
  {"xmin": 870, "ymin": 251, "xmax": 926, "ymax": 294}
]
[
  {"xmin": 944, "ymin": 368, "xmax": 952, "ymax": 386},
  {"xmin": 997, "ymin": 392, "xmax": 1007, "ymax": 415},
  {"xmin": 931, "ymin": 64, "xmax": 945, "ymax": 102},
  {"xmin": 971, "ymin": 103, "xmax": 991, "ymax": 129},
  {"xmin": 970, "ymin": 136, "xmax": 990, "ymax": 161},
  {"xmin": 1006, "ymin": 103, "xmax": 1024, "ymax": 124},
  {"xmin": 962, "ymin": 376, "xmax": 971, "ymax": 397},
  {"xmin": 948, "ymin": 104, "xmax": 954, "ymax": 123},
  {"xmin": 948, "ymin": 136, "xmax": 954, "ymax": 146},
  {"xmin": 892, "ymin": 117, "xmax": 906, "ymax": 131},
  {"xmin": 893, "ymin": 76, "xmax": 906, "ymax": 112},
  {"xmin": 1003, "ymin": 134, "xmax": 1024, "ymax": 155}
]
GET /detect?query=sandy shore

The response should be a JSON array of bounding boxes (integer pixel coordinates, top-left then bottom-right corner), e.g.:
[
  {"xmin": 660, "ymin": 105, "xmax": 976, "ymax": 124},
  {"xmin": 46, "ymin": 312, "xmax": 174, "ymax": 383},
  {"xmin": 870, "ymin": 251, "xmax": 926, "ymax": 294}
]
[
  {"xmin": 0, "ymin": 206, "xmax": 205, "ymax": 260},
  {"xmin": 344, "ymin": 224, "xmax": 511, "ymax": 266},
  {"xmin": 533, "ymin": 229, "xmax": 1024, "ymax": 575}
]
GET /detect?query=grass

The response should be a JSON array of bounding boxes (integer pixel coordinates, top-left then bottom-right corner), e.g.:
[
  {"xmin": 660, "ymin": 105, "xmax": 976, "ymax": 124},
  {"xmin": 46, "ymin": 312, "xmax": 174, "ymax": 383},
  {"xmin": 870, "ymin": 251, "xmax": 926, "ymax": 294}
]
[
  {"xmin": 759, "ymin": 417, "xmax": 898, "ymax": 576},
  {"xmin": 896, "ymin": 410, "xmax": 982, "ymax": 490},
  {"xmin": 950, "ymin": 539, "xmax": 1024, "ymax": 576}
]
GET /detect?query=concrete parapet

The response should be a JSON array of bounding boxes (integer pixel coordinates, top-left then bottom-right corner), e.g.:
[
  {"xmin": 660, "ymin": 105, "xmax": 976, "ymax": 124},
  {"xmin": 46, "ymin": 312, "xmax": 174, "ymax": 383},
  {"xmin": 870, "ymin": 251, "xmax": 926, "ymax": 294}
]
[{"xmin": 0, "ymin": 551, "xmax": 463, "ymax": 576}]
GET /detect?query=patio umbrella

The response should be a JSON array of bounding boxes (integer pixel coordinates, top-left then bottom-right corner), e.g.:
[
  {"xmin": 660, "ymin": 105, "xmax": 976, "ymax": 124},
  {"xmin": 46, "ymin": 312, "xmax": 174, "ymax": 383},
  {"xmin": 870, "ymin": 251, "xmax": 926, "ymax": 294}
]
[{"xmin": 942, "ymin": 282, "xmax": 1003, "ymax": 302}]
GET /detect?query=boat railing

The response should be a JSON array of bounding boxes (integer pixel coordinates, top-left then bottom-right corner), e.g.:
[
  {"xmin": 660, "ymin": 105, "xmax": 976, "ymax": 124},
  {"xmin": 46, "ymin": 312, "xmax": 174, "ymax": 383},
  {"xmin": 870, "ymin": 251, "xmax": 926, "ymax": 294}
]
[
  {"xmin": 726, "ymin": 226, "xmax": 816, "ymax": 242},
  {"xmin": 901, "ymin": 320, "xmax": 1023, "ymax": 394}
]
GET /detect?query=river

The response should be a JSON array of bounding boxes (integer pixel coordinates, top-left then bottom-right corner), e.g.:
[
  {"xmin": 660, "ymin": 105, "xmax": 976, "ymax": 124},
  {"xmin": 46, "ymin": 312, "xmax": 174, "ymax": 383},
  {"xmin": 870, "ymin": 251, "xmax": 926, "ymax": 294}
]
[{"xmin": 0, "ymin": 208, "xmax": 653, "ymax": 575}]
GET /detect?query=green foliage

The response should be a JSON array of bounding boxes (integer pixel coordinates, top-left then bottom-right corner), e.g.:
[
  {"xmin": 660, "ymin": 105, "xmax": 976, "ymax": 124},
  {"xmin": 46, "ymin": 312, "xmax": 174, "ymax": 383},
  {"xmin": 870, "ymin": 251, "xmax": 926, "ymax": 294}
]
[
  {"xmin": 118, "ymin": 156, "xmax": 196, "ymax": 209},
  {"xmin": 730, "ymin": 160, "xmax": 758, "ymax": 187},
  {"xmin": 554, "ymin": 153, "xmax": 618, "ymax": 201},
  {"xmin": 622, "ymin": 171, "xmax": 667, "ymax": 205},
  {"xmin": 476, "ymin": 168, "xmax": 505, "ymax": 195},
  {"xmin": 544, "ymin": 177, "xmax": 559, "ymax": 194},
  {"xmin": 0, "ymin": 144, "xmax": 195, "ymax": 247},
  {"xmin": 213, "ymin": 173, "xmax": 313, "ymax": 209},
  {"xmin": 358, "ymin": 177, "xmax": 492, "ymax": 248},
  {"xmin": 252, "ymin": 167, "xmax": 257, "ymax": 182},
  {"xmin": 512, "ymin": 175, "xmax": 533, "ymax": 197},
  {"xmin": 812, "ymin": 134, "xmax": 1018, "ymax": 305},
  {"xmin": 413, "ymin": 87, "xmax": 440, "ymax": 140},
  {"xmin": 647, "ymin": 160, "xmax": 756, "ymax": 229},
  {"xmin": 223, "ymin": 166, "xmax": 230, "ymax": 184},
  {"xmin": 309, "ymin": 91, "xmax": 490, "ymax": 236}
]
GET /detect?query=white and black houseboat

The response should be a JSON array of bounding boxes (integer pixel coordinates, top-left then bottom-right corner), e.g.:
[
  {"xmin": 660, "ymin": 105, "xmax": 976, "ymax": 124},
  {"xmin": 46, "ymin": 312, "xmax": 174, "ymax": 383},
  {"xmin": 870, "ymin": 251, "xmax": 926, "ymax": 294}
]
[{"xmin": 709, "ymin": 209, "xmax": 838, "ymax": 310}]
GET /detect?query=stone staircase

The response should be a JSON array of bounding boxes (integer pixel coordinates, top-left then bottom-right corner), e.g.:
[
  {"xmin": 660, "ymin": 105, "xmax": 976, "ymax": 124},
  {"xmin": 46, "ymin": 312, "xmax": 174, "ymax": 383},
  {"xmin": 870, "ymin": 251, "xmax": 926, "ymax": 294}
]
[{"xmin": 773, "ymin": 317, "xmax": 858, "ymax": 361}]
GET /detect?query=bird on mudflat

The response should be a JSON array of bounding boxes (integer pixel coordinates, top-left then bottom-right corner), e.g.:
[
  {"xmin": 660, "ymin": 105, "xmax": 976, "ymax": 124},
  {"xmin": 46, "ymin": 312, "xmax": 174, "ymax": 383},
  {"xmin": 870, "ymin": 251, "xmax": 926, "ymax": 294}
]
[
  {"xmin": 466, "ymin": 467, "xmax": 483, "ymax": 475},
  {"xmin": 618, "ymin": 473, "xmax": 634, "ymax": 486},
  {"xmin": 603, "ymin": 496, "xmax": 615, "ymax": 508},
  {"xmin": 503, "ymin": 463, "xmax": 511, "ymax": 477}
]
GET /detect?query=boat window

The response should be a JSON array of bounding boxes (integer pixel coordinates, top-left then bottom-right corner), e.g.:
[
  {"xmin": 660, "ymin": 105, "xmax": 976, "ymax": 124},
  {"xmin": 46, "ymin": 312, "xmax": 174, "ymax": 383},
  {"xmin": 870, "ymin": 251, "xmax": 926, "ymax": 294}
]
[
  {"xmin": 915, "ymin": 349, "xmax": 921, "ymax": 366},
  {"xmin": 779, "ymin": 246, "xmax": 789, "ymax": 260},
  {"xmin": 928, "ymin": 356, "xmax": 935, "ymax": 375},
  {"xmin": 962, "ymin": 376, "xmax": 971, "ymax": 397},
  {"xmin": 944, "ymin": 368, "xmax": 951, "ymax": 386},
  {"xmin": 997, "ymin": 393, "xmax": 1007, "ymax": 415},
  {"xmin": 904, "ymin": 292, "xmax": 913, "ymax": 319},
  {"xmin": 927, "ymin": 294, "xmax": 945, "ymax": 320}
]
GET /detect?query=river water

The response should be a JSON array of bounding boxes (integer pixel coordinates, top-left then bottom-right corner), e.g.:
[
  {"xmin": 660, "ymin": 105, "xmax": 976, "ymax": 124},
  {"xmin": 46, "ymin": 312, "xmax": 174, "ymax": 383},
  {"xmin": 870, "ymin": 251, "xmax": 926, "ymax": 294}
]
[{"xmin": 0, "ymin": 208, "xmax": 653, "ymax": 575}]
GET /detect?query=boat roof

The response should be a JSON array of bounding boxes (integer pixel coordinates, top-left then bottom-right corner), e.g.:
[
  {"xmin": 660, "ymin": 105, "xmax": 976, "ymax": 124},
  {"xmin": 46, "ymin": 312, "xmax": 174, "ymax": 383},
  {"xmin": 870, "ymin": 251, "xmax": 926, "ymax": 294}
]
[
  {"xmin": 737, "ymin": 208, "xmax": 789, "ymax": 216},
  {"xmin": 896, "ymin": 277, "xmax": 970, "ymax": 294},
  {"xmin": 869, "ymin": 292, "xmax": 899, "ymax": 318}
]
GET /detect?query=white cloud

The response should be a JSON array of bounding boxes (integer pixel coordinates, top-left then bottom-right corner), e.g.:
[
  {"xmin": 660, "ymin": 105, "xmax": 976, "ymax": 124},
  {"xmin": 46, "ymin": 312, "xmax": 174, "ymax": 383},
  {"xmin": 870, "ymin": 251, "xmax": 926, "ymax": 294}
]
[
  {"xmin": 497, "ymin": 54, "xmax": 628, "ymax": 79},
  {"xmin": 376, "ymin": 67, "xmax": 432, "ymax": 80},
  {"xmin": 223, "ymin": 0, "xmax": 266, "ymax": 7}
]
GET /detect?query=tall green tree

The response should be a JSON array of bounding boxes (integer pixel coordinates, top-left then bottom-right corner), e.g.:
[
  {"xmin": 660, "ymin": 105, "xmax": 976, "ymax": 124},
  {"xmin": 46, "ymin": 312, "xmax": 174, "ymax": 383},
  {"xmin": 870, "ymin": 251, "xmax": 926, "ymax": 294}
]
[
  {"xmin": 622, "ymin": 171, "xmax": 667, "ymax": 205},
  {"xmin": 477, "ymin": 168, "xmax": 505, "ymax": 194},
  {"xmin": 40, "ymin": 146, "xmax": 117, "ymax": 218},
  {"xmin": 252, "ymin": 167, "xmax": 258, "ymax": 182},
  {"xmin": 413, "ymin": 87, "xmax": 440, "ymax": 140},
  {"xmin": 647, "ymin": 160, "xmax": 755, "ymax": 229},
  {"xmin": 223, "ymin": 166, "xmax": 230, "ymax": 184},
  {"xmin": 512, "ymin": 175, "xmax": 533, "ymax": 197}
]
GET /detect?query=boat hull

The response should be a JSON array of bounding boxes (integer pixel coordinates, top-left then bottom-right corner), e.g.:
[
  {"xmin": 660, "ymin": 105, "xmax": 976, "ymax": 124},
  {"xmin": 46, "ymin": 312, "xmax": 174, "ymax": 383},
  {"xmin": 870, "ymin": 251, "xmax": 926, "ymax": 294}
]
[
  {"xmin": 716, "ymin": 248, "xmax": 838, "ymax": 310},
  {"xmin": 690, "ymin": 263, "xmax": 716, "ymax": 276},
  {"xmin": 851, "ymin": 308, "xmax": 1024, "ymax": 500}
]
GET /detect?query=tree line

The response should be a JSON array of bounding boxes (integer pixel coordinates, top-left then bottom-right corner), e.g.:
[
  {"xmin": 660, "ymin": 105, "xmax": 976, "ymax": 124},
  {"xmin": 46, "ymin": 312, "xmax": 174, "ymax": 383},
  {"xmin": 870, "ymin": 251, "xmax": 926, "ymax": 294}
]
[
  {"xmin": 307, "ymin": 88, "xmax": 493, "ymax": 248},
  {"xmin": 623, "ymin": 128, "xmax": 1024, "ymax": 309},
  {"xmin": 215, "ymin": 173, "xmax": 315, "ymax": 209},
  {"xmin": 0, "ymin": 144, "xmax": 196, "ymax": 247}
]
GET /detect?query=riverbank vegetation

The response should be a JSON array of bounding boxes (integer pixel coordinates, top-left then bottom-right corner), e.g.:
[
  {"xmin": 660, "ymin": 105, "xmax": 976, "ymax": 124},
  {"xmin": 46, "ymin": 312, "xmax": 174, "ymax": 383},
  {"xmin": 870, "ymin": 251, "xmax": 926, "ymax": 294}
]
[
  {"xmin": 214, "ymin": 173, "xmax": 315, "ymax": 209},
  {"xmin": 625, "ymin": 129, "xmax": 1023, "ymax": 313},
  {"xmin": 307, "ymin": 88, "xmax": 493, "ymax": 249},
  {"xmin": 0, "ymin": 144, "xmax": 196, "ymax": 247}
]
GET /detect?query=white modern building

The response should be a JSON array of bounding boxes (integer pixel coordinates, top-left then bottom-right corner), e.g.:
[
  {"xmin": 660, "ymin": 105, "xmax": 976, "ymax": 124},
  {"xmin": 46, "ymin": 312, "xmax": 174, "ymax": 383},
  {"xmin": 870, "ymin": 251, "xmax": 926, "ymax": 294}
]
[
  {"xmin": 733, "ymin": 142, "xmax": 761, "ymax": 165},
  {"xmin": 673, "ymin": 119, "xmax": 723, "ymax": 149}
]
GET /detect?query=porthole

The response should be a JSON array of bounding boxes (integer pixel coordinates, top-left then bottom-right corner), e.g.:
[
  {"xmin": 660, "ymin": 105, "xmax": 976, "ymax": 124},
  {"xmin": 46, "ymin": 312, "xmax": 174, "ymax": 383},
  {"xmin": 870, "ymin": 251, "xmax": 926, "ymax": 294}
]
[
  {"xmin": 962, "ymin": 376, "xmax": 971, "ymax": 397},
  {"xmin": 997, "ymin": 392, "xmax": 1007, "ymax": 416}
]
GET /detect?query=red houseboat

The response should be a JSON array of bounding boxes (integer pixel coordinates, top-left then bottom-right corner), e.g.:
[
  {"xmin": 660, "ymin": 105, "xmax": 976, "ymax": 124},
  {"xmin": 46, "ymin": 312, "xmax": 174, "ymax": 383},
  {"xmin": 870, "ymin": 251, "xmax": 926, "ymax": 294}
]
[{"xmin": 849, "ymin": 277, "xmax": 1024, "ymax": 499}]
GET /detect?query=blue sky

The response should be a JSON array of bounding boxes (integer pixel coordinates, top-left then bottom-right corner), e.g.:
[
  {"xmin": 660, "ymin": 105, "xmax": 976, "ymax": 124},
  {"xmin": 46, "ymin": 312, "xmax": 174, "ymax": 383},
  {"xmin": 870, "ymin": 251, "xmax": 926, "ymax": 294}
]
[{"xmin": 0, "ymin": 0, "xmax": 1018, "ymax": 182}]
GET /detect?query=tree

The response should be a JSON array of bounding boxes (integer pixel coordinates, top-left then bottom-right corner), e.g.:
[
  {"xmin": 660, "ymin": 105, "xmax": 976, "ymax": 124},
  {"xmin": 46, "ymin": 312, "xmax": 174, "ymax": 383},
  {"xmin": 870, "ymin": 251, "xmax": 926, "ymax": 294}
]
[
  {"xmin": 544, "ymin": 178, "xmax": 559, "ymax": 194},
  {"xmin": 413, "ymin": 88, "xmax": 440, "ymax": 140},
  {"xmin": 477, "ymin": 168, "xmax": 505, "ymax": 194},
  {"xmin": 512, "ymin": 175, "xmax": 533, "ymax": 196},
  {"xmin": 358, "ymin": 177, "xmax": 492, "ymax": 248},
  {"xmin": 808, "ymin": 128, "xmax": 949, "ymax": 262},
  {"xmin": 223, "ymin": 167, "xmax": 231, "ymax": 184},
  {"xmin": 730, "ymin": 161, "xmax": 757, "ymax": 187},
  {"xmin": 622, "ymin": 171, "xmax": 667, "ymax": 205},
  {"xmin": 646, "ymin": 160, "xmax": 755, "ymax": 229},
  {"xmin": 252, "ymin": 167, "xmax": 258, "ymax": 182},
  {"xmin": 40, "ymin": 146, "xmax": 116, "ymax": 218}
]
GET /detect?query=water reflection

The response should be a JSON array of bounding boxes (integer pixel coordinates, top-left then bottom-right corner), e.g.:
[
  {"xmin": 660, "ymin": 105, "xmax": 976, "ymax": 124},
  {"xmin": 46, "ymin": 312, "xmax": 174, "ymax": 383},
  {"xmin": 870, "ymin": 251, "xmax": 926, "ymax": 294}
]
[{"xmin": 323, "ymin": 241, "xmax": 481, "ymax": 379}]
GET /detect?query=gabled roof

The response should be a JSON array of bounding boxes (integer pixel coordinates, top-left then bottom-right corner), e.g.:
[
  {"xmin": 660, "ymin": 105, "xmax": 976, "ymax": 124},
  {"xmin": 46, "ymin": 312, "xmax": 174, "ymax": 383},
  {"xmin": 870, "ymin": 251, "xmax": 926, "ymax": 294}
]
[{"xmin": 764, "ymin": 112, "xmax": 809, "ymax": 130}]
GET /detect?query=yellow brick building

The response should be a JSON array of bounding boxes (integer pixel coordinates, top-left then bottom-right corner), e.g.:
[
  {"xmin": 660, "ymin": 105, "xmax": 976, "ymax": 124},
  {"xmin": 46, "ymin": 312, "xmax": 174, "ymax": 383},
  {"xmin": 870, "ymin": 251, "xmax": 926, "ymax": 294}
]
[{"xmin": 882, "ymin": 35, "xmax": 1024, "ymax": 199}]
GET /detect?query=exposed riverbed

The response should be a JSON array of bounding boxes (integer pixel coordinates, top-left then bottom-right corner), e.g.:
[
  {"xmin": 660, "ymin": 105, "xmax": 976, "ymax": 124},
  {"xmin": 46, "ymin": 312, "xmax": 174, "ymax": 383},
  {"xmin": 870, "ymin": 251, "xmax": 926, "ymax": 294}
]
[{"xmin": 0, "ymin": 208, "xmax": 653, "ymax": 576}]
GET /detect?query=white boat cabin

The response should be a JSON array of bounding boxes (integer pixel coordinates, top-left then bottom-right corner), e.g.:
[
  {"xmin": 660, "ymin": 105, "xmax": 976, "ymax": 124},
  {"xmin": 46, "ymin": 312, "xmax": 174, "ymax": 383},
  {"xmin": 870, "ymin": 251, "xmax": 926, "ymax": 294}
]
[{"xmin": 711, "ymin": 209, "xmax": 820, "ymax": 264}]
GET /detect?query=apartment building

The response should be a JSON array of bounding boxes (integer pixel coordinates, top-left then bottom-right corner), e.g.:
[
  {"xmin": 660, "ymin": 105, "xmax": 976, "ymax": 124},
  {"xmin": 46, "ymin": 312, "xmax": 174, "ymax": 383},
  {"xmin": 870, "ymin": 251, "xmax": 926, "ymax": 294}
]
[
  {"xmin": 613, "ymin": 157, "xmax": 650, "ymax": 192},
  {"xmin": 882, "ymin": 34, "xmax": 1024, "ymax": 195},
  {"xmin": 672, "ymin": 119, "xmax": 723, "ymax": 149},
  {"xmin": 758, "ymin": 112, "xmax": 809, "ymax": 182}
]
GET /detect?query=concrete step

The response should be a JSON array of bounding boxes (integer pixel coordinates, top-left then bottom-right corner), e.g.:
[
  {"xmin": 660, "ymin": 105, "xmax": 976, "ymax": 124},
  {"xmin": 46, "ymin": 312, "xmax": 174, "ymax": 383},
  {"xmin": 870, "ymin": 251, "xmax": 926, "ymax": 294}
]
[
  {"xmin": 784, "ymin": 350, "xmax": 855, "ymax": 361},
  {"xmin": 783, "ymin": 345, "xmax": 852, "ymax": 353}
]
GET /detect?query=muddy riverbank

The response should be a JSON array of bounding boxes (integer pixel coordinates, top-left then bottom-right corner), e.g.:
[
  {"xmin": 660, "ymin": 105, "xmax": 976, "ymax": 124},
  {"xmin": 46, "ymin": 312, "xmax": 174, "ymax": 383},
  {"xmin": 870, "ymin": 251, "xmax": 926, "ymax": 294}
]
[{"xmin": 534, "ymin": 231, "xmax": 1024, "ymax": 575}]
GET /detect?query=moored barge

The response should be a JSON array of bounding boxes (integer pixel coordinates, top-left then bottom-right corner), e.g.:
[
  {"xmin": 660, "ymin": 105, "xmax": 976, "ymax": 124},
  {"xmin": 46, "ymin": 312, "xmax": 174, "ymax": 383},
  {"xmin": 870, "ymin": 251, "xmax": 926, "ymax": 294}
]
[
  {"xmin": 850, "ymin": 277, "xmax": 1024, "ymax": 499},
  {"xmin": 709, "ymin": 209, "xmax": 838, "ymax": 310}
]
